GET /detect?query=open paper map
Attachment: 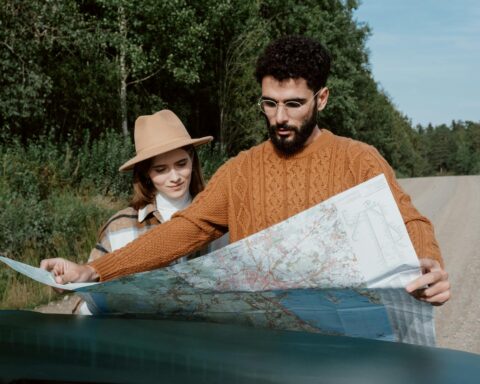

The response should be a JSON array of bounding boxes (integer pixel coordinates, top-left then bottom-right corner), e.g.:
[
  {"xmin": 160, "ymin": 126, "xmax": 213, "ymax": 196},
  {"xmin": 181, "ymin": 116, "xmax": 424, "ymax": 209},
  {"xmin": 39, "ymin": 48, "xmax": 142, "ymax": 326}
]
[{"xmin": 0, "ymin": 174, "xmax": 435, "ymax": 346}]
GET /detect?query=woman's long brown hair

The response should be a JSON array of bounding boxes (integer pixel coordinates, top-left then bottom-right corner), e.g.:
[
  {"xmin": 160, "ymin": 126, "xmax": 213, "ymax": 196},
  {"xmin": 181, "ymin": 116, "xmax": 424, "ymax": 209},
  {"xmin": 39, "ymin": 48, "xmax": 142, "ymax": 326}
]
[{"xmin": 130, "ymin": 146, "xmax": 205, "ymax": 210}]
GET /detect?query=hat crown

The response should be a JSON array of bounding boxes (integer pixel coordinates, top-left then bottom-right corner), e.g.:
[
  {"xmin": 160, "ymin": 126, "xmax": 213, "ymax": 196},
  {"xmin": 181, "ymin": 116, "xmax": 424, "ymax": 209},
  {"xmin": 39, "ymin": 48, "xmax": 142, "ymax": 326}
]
[
  {"xmin": 134, "ymin": 110, "xmax": 190, "ymax": 155},
  {"xmin": 118, "ymin": 110, "xmax": 213, "ymax": 172}
]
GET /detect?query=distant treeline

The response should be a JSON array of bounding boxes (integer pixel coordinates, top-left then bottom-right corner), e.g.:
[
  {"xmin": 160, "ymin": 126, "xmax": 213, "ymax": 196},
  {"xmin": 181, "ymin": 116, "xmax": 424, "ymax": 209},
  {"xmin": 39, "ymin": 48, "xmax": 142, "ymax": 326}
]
[
  {"xmin": 371, "ymin": 120, "xmax": 480, "ymax": 178},
  {"xmin": 412, "ymin": 121, "xmax": 480, "ymax": 176}
]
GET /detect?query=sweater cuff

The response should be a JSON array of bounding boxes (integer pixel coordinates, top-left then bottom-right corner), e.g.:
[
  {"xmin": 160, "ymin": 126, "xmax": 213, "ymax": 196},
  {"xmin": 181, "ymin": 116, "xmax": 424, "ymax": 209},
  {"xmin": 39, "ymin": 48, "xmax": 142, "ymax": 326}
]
[{"xmin": 88, "ymin": 256, "xmax": 119, "ymax": 282}]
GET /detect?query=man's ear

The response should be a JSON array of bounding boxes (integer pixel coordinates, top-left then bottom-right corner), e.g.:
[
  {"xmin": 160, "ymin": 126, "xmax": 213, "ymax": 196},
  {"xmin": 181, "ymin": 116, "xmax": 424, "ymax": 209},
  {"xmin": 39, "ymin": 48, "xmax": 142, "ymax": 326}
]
[{"xmin": 317, "ymin": 87, "xmax": 329, "ymax": 111}]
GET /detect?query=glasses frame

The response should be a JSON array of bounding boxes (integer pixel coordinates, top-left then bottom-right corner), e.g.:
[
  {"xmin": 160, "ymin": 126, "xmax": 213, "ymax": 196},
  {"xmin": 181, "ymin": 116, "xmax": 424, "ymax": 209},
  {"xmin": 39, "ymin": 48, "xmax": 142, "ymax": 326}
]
[{"xmin": 257, "ymin": 88, "xmax": 322, "ymax": 117}]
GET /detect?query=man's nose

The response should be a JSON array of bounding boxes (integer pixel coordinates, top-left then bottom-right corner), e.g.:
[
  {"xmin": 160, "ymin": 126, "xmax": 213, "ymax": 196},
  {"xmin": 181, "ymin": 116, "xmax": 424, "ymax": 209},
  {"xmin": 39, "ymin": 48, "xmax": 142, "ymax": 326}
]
[{"xmin": 275, "ymin": 104, "xmax": 289, "ymax": 124}]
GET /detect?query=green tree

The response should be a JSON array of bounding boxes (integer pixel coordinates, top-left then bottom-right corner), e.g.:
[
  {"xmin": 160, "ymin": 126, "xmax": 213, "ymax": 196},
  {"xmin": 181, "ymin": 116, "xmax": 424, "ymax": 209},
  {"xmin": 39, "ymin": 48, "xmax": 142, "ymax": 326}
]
[
  {"xmin": 0, "ymin": 0, "xmax": 122, "ymax": 141},
  {"xmin": 426, "ymin": 125, "xmax": 456, "ymax": 174},
  {"xmin": 465, "ymin": 121, "xmax": 480, "ymax": 174},
  {"xmin": 93, "ymin": 0, "xmax": 212, "ymax": 135}
]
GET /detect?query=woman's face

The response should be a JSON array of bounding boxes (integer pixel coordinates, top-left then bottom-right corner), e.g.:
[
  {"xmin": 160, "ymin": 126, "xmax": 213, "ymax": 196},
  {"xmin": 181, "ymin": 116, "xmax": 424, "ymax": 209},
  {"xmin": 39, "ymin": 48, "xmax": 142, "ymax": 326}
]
[{"xmin": 148, "ymin": 148, "xmax": 193, "ymax": 200}]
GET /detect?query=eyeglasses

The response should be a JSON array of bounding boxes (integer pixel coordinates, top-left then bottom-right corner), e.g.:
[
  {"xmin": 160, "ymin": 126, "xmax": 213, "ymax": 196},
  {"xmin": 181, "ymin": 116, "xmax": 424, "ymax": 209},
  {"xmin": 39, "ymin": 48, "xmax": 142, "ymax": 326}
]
[{"xmin": 257, "ymin": 89, "xmax": 322, "ymax": 117}]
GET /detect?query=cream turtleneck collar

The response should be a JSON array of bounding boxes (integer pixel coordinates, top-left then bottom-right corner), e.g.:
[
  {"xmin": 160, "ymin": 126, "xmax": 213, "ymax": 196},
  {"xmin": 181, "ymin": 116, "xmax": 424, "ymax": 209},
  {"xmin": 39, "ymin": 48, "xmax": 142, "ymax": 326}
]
[{"xmin": 155, "ymin": 191, "xmax": 192, "ymax": 221}]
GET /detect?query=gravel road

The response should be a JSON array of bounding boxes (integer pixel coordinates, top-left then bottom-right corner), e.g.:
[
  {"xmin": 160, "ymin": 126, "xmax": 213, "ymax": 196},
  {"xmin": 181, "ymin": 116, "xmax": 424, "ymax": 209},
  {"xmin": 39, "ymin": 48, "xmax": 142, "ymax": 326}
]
[
  {"xmin": 399, "ymin": 175, "xmax": 480, "ymax": 354},
  {"xmin": 36, "ymin": 176, "xmax": 480, "ymax": 354}
]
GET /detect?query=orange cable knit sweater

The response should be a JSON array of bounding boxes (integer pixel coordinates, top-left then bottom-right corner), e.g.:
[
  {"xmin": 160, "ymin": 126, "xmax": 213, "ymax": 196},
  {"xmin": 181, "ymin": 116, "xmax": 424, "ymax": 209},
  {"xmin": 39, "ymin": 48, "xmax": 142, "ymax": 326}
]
[{"xmin": 90, "ymin": 129, "xmax": 442, "ymax": 281}]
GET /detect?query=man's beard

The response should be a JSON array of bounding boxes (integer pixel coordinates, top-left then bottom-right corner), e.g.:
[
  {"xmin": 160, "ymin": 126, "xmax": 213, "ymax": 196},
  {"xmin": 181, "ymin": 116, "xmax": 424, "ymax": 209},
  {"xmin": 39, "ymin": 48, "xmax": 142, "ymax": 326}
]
[{"xmin": 267, "ymin": 107, "xmax": 318, "ymax": 155}]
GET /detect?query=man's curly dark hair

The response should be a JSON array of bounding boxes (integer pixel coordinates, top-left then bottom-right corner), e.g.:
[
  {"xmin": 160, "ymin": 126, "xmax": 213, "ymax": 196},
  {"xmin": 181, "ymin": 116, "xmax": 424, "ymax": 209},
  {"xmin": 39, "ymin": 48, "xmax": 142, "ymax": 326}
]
[{"xmin": 255, "ymin": 35, "xmax": 331, "ymax": 92}]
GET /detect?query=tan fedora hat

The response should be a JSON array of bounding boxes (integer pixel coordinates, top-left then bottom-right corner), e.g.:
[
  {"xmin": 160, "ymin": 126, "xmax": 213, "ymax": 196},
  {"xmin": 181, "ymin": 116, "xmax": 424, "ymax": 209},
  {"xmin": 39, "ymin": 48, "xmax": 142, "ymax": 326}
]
[{"xmin": 119, "ymin": 110, "xmax": 213, "ymax": 172}]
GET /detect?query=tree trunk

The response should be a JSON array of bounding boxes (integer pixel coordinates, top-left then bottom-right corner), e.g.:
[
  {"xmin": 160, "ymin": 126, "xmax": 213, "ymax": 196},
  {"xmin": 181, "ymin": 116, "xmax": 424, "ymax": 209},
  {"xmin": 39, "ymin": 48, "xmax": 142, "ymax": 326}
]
[{"xmin": 118, "ymin": 4, "xmax": 128, "ymax": 136}]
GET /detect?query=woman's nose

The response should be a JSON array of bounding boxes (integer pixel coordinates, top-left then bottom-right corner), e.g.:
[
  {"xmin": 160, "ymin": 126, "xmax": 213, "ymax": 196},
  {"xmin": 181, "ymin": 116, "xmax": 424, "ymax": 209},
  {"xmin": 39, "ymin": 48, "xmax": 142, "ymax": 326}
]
[{"xmin": 169, "ymin": 169, "xmax": 181, "ymax": 182}]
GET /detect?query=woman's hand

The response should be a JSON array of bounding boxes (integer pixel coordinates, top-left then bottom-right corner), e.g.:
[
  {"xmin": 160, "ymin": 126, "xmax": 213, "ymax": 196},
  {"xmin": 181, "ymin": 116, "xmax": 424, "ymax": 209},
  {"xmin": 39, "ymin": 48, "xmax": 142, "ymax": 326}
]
[{"xmin": 40, "ymin": 258, "xmax": 99, "ymax": 284}]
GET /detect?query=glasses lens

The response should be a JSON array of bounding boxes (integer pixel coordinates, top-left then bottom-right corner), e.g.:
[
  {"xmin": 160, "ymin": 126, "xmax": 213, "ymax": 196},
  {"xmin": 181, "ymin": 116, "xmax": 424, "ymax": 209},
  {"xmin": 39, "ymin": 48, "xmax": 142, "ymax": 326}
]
[
  {"xmin": 284, "ymin": 101, "xmax": 303, "ymax": 109},
  {"xmin": 260, "ymin": 100, "xmax": 277, "ymax": 114}
]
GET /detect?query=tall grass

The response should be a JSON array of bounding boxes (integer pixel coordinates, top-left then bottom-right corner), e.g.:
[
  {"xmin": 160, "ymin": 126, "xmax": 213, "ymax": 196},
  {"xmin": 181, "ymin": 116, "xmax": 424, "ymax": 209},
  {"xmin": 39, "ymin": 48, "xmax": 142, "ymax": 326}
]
[
  {"xmin": 0, "ymin": 131, "xmax": 227, "ymax": 309},
  {"xmin": 0, "ymin": 132, "xmax": 130, "ymax": 308}
]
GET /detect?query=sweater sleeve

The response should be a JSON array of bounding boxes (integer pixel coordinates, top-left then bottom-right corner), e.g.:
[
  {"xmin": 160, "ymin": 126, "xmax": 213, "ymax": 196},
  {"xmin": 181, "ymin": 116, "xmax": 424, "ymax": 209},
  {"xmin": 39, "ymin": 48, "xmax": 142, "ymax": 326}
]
[
  {"xmin": 89, "ymin": 160, "xmax": 232, "ymax": 281},
  {"xmin": 354, "ymin": 144, "xmax": 443, "ymax": 267}
]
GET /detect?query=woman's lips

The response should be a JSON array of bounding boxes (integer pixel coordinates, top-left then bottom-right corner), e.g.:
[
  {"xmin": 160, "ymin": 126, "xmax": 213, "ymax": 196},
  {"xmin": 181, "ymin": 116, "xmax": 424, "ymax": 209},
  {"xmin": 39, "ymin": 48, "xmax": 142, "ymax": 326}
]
[{"xmin": 169, "ymin": 182, "xmax": 184, "ymax": 190}]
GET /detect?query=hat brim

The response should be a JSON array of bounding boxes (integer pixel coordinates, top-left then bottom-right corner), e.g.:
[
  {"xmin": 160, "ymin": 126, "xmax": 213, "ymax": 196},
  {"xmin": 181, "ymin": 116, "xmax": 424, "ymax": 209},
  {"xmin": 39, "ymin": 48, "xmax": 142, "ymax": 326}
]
[{"xmin": 119, "ymin": 136, "xmax": 213, "ymax": 172}]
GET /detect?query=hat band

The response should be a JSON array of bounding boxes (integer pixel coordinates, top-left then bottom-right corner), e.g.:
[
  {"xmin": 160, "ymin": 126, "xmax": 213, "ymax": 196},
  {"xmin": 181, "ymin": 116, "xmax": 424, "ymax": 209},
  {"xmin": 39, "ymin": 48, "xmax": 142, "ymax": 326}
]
[{"xmin": 136, "ymin": 137, "xmax": 192, "ymax": 156}]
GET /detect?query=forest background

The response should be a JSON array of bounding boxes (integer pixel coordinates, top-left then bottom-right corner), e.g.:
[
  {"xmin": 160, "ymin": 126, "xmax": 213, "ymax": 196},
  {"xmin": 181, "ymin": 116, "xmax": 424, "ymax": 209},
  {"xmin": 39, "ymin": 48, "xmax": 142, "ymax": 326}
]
[{"xmin": 1, "ymin": 0, "xmax": 479, "ymax": 308}]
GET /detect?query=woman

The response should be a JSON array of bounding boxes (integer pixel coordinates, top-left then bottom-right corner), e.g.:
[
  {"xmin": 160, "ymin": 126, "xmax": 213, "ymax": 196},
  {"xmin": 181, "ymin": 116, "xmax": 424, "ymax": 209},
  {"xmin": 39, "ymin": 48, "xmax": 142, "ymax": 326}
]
[
  {"xmin": 77, "ymin": 109, "xmax": 214, "ymax": 314},
  {"xmin": 87, "ymin": 109, "xmax": 212, "ymax": 264}
]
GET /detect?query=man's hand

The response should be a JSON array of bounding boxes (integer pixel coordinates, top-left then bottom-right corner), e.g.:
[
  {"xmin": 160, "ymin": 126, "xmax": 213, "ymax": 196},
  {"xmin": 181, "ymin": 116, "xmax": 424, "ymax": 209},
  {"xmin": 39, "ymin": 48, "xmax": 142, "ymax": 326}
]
[
  {"xmin": 40, "ymin": 258, "xmax": 99, "ymax": 284},
  {"xmin": 406, "ymin": 258, "xmax": 450, "ymax": 306}
]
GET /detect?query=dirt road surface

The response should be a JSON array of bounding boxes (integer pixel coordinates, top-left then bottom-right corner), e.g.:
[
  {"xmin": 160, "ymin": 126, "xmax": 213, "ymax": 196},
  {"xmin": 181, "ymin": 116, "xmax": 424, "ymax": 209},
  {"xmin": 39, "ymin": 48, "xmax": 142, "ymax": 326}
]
[
  {"xmin": 36, "ymin": 176, "xmax": 480, "ymax": 354},
  {"xmin": 399, "ymin": 175, "xmax": 480, "ymax": 354}
]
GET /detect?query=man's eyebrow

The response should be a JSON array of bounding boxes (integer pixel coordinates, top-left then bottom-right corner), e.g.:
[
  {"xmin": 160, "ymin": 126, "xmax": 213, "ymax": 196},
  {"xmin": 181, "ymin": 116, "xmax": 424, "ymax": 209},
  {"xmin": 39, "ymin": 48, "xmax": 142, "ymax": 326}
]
[
  {"xmin": 260, "ymin": 96, "xmax": 307, "ymax": 102},
  {"xmin": 285, "ymin": 97, "xmax": 307, "ymax": 103}
]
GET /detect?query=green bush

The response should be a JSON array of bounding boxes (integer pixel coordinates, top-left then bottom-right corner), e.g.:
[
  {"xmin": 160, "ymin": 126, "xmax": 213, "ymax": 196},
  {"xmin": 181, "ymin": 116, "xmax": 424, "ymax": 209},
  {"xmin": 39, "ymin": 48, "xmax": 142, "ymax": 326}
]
[
  {"xmin": 75, "ymin": 130, "xmax": 133, "ymax": 198},
  {"xmin": 197, "ymin": 142, "xmax": 229, "ymax": 182},
  {"xmin": 0, "ymin": 131, "xmax": 132, "ymax": 261},
  {"xmin": 0, "ymin": 131, "xmax": 131, "ymax": 308},
  {"xmin": 0, "ymin": 190, "xmax": 120, "ymax": 309},
  {"xmin": 0, "ymin": 191, "xmax": 118, "ymax": 260}
]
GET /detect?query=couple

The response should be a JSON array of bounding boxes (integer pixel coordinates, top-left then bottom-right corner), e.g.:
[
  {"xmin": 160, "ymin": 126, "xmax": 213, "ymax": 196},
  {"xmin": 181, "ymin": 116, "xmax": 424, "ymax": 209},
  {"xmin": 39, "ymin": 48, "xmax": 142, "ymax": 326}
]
[{"xmin": 42, "ymin": 35, "xmax": 450, "ymax": 307}]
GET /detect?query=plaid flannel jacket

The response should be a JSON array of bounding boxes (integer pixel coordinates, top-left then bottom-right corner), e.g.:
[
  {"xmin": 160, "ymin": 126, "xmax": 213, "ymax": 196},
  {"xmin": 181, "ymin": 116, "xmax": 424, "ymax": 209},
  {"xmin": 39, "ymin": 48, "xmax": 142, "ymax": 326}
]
[
  {"xmin": 88, "ymin": 203, "xmax": 229, "ymax": 264},
  {"xmin": 88, "ymin": 203, "xmax": 192, "ymax": 264}
]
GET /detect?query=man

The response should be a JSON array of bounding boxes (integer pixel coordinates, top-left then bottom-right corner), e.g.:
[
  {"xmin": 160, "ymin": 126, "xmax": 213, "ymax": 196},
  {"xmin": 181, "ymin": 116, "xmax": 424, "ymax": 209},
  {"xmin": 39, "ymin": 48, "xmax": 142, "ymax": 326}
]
[{"xmin": 42, "ymin": 35, "xmax": 450, "ymax": 305}]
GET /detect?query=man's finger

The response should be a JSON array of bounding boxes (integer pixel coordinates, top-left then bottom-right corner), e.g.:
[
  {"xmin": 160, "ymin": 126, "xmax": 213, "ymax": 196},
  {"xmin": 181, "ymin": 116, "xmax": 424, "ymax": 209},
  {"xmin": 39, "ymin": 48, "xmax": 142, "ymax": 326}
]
[
  {"xmin": 424, "ymin": 280, "xmax": 451, "ymax": 298},
  {"xmin": 424, "ymin": 290, "xmax": 451, "ymax": 306},
  {"xmin": 406, "ymin": 271, "xmax": 441, "ymax": 293}
]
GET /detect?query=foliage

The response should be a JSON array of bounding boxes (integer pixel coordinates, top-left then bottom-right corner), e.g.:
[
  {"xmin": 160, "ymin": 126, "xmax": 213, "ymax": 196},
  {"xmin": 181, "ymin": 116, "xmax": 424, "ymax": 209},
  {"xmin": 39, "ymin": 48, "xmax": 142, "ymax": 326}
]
[
  {"xmin": 0, "ymin": 132, "xmax": 126, "ymax": 308},
  {"xmin": 0, "ymin": 133, "xmax": 129, "ymax": 259},
  {"xmin": 0, "ymin": 0, "xmax": 119, "ymax": 140},
  {"xmin": 76, "ymin": 130, "xmax": 133, "ymax": 197},
  {"xmin": 197, "ymin": 142, "xmax": 229, "ymax": 182}
]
